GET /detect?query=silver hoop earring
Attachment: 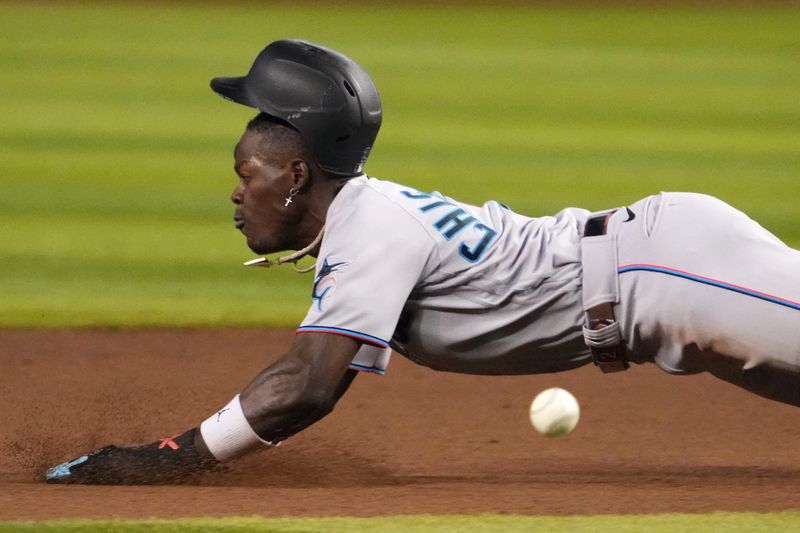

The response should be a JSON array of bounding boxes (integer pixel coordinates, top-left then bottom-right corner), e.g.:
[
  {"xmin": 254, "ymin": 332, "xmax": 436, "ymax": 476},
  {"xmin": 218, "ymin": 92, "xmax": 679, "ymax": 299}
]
[{"xmin": 284, "ymin": 188, "xmax": 299, "ymax": 207}]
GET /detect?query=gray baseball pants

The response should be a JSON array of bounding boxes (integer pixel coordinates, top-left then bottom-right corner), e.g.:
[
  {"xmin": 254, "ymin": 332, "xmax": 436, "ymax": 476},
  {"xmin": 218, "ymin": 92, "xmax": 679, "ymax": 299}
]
[{"xmin": 609, "ymin": 192, "xmax": 800, "ymax": 406}]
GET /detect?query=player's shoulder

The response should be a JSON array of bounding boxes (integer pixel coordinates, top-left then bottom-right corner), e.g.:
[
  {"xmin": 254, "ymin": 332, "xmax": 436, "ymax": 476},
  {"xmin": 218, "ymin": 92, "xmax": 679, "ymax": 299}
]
[
  {"xmin": 327, "ymin": 175, "xmax": 434, "ymax": 230},
  {"xmin": 321, "ymin": 175, "xmax": 439, "ymax": 259},
  {"xmin": 331, "ymin": 175, "xmax": 417, "ymax": 208}
]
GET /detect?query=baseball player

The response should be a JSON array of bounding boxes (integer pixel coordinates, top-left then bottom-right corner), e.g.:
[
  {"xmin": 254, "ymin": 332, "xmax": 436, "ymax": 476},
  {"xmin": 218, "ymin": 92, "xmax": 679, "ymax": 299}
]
[{"xmin": 46, "ymin": 40, "xmax": 800, "ymax": 484}]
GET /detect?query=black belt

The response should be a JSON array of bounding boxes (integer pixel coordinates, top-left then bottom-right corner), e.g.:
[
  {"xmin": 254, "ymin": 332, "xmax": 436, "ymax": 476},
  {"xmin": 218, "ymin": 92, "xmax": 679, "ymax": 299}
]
[{"xmin": 583, "ymin": 211, "xmax": 629, "ymax": 373}]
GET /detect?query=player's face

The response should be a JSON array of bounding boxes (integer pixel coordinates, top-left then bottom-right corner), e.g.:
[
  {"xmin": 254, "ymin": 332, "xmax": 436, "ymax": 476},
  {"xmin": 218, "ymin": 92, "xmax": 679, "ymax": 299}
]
[{"xmin": 230, "ymin": 129, "xmax": 303, "ymax": 254}]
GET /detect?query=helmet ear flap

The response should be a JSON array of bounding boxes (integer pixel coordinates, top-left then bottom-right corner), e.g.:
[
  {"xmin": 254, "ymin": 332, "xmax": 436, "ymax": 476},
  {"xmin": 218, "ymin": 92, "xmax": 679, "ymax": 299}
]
[{"xmin": 211, "ymin": 39, "xmax": 382, "ymax": 177}]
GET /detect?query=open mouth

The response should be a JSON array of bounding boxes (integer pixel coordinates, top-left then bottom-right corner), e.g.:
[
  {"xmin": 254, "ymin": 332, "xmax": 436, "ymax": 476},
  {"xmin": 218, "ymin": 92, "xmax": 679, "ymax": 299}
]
[{"xmin": 234, "ymin": 217, "xmax": 245, "ymax": 230}]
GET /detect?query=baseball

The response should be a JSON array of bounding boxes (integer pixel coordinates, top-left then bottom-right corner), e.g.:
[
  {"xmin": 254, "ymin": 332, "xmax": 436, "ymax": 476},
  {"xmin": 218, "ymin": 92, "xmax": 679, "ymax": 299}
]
[{"xmin": 529, "ymin": 387, "xmax": 580, "ymax": 437}]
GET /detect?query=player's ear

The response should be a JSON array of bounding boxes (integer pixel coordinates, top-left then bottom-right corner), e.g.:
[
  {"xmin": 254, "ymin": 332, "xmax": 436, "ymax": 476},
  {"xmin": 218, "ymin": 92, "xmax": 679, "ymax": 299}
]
[{"xmin": 289, "ymin": 158, "xmax": 312, "ymax": 190}]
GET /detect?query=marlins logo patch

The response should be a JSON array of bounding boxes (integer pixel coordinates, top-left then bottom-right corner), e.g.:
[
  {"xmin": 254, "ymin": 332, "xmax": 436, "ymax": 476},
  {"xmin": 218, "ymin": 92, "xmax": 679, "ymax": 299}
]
[{"xmin": 312, "ymin": 258, "xmax": 349, "ymax": 311}]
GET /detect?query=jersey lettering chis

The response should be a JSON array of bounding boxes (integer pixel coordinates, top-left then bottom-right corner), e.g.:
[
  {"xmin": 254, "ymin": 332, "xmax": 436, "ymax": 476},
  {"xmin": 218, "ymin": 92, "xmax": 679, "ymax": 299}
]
[{"xmin": 400, "ymin": 189, "xmax": 497, "ymax": 262}]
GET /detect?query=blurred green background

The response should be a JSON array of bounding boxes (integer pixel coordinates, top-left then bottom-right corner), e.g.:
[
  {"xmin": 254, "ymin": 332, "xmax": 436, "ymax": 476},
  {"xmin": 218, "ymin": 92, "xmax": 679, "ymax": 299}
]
[{"xmin": 1, "ymin": 2, "xmax": 798, "ymax": 327}]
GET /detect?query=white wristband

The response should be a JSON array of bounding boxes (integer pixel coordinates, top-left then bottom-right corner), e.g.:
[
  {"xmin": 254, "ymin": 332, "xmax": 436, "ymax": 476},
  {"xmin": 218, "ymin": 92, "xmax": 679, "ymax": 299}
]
[{"xmin": 200, "ymin": 394, "xmax": 278, "ymax": 462}]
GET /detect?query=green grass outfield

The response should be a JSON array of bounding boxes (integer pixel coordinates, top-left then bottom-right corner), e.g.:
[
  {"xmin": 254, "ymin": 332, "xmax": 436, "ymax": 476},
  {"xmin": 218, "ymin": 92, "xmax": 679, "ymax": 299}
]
[
  {"xmin": 2, "ymin": 512, "xmax": 800, "ymax": 532},
  {"xmin": 2, "ymin": 2, "xmax": 798, "ymax": 327}
]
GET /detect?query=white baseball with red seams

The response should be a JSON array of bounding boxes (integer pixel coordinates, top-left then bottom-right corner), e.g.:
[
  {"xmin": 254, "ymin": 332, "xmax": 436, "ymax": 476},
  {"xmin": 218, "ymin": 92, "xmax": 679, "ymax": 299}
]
[{"xmin": 529, "ymin": 387, "xmax": 580, "ymax": 437}]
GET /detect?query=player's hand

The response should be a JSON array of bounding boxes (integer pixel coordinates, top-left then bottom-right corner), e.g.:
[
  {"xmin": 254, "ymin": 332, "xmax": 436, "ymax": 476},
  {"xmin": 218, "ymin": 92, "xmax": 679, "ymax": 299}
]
[{"xmin": 45, "ymin": 429, "xmax": 216, "ymax": 485}]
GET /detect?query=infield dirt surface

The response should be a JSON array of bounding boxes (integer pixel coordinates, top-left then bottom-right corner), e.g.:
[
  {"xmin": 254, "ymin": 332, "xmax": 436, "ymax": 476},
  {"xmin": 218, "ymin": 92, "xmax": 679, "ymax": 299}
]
[{"xmin": 2, "ymin": 328, "xmax": 800, "ymax": 520}]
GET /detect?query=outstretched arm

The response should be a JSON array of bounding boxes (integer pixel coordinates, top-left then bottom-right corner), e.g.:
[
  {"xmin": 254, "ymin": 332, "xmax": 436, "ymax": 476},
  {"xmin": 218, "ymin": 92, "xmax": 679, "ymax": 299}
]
[
  {"xmin": 240, "ymin": 332, "xmax": 359, "ymax": 444},
  {"xmin": 46, "ymin": 332, "xmax": 361, "ymax": 484}
]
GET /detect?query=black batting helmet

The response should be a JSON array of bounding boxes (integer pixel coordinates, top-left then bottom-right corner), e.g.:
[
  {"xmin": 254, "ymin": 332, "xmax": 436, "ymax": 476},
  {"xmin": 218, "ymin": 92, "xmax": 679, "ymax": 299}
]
[{"xmin": 210, "ymin": 39, "xmax": 382, "ymax": 177}]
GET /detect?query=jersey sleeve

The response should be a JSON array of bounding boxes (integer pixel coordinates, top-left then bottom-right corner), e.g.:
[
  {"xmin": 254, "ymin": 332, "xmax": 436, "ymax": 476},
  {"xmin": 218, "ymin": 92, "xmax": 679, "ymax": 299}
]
[
  {"xmin": 349, "ymin": 344, "xmax": 392, "ymax": 375},
  {"xmin": 297, "ymin": 189, "xmax": 436, "ymax": 370}
]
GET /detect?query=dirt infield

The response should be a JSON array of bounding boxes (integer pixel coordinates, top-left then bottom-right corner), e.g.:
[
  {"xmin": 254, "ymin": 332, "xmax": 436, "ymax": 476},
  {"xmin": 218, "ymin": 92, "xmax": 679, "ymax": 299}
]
[{"xmin": 2, "ymin": 328, "xmax": 800, "ymax": 520}]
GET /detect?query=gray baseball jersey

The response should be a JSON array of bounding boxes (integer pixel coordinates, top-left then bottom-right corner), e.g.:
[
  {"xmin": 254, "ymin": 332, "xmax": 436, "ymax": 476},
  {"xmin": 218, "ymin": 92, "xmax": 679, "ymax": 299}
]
[{"xmin": 298, "ymin": 175, "xmax": 593, "ymax": 375}]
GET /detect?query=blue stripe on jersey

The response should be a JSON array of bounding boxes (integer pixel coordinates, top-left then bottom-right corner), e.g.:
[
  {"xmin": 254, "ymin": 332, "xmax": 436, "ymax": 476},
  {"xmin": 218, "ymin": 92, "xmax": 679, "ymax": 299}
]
[
  {"xmin": 348, "ymin": 363, "xmax": 386, "ymax": 375},
  {"xmin": 618, "ymin": 263, "xmax": 800, "ymax": 312},
  {"xmin": 296, "ymin": 326, "xmax": 390, "ymax": 348}
]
